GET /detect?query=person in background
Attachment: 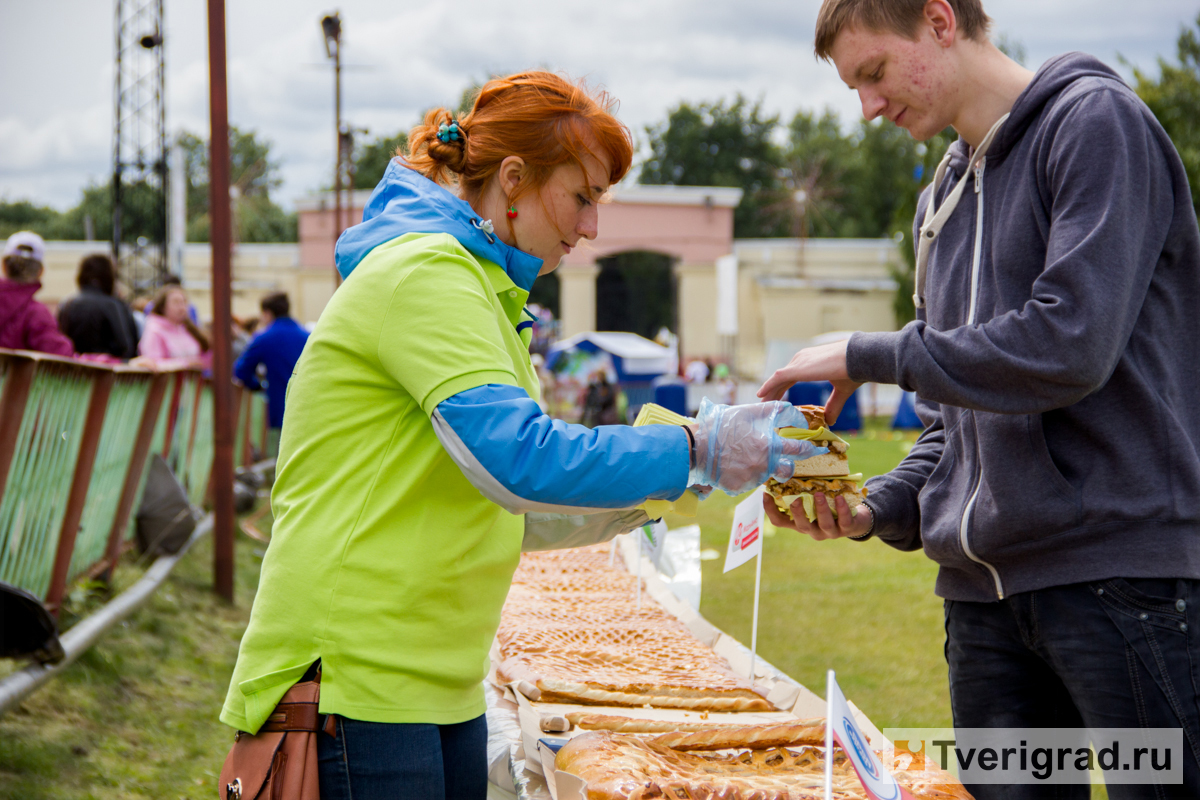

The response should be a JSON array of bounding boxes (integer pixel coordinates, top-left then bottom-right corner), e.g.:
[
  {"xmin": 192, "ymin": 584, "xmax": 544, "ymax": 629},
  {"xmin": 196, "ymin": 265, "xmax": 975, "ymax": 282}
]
[
  {"xmin": 234, "ymin": 292, "xmax": 309, "ymax": 456},
  {"xmin": 57, "ymin": 253, "xmax": 140, "ymax": 359},
  {"xmin": 581, "ymin": 368, "xmax": 619, "ymax": 426},
  {"xmin": 0, "ymin": 231, "xmax": 74, "ymax": 357},
  {"xmin": 143, "ymin": 274, "xmax": 200, "ymax": 323},
  {"xmin": 138, "ymin": 284, "xmax": 209, "ymax": 367}
]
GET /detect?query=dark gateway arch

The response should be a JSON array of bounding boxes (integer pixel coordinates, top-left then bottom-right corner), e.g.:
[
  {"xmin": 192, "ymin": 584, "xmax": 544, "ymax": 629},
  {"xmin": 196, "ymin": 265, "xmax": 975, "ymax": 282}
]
[{"xmin": 595, "ymin": 250, "xmax": 676, "ymax": 339}]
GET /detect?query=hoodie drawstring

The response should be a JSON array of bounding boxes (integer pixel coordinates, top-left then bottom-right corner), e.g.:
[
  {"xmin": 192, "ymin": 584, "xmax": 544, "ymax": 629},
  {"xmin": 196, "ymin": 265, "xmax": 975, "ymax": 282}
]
[{"xmin": 914, "ymin": 113, "xmax": 1010, "ymax": 310}]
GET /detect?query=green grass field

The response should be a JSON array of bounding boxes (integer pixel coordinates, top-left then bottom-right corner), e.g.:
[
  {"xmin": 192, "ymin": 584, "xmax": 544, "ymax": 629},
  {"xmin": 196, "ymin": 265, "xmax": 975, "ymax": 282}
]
[
  {"xmin": 0, "ymin": 530, "xmax": 266, "ymax": 799},
  {"xmin": 0, "ymin": 420, "xmax": 1105, "ymax": 797}
]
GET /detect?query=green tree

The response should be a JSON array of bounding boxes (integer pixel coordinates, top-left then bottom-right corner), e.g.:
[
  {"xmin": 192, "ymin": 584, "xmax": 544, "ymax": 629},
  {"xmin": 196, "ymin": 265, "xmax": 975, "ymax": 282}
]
[
  {"xmin": 354, "ymin": 131, "xmax": 408, "ymax": 189},
  {"xmin": 778, "ymin": 109, "xmax": 855, "ymax": 238},
  {"xmin": 0, "ymin": 199, "xmax": 61, "ymax": 239},
  {"xmin": 1129, "ymin": 13, "xmax": 1200, "ymax": 217},
  {"xmin": 640, "ymin": 96, "xmax": 787, "ymax": 238},
  {"xmin": 178, "ymin": 126, "xmax": 296, "ymax": 243}
]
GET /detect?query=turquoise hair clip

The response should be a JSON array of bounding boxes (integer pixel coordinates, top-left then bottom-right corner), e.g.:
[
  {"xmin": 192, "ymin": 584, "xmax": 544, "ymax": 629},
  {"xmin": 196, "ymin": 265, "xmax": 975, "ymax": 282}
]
[{"xmin": 436, "ymin": 121, "xmax": 463, "ymax": 143}]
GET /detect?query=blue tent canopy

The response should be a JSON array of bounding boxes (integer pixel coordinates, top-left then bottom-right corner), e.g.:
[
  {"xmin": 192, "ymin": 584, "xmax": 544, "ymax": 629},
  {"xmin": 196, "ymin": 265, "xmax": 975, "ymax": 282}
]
[{"xmin": 545, "ymin": 332, "xmax": 675, "ymax": 383}]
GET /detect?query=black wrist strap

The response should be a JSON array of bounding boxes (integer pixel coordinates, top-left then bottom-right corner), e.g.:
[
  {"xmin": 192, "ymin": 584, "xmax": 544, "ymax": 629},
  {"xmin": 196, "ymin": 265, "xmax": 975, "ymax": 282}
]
[{"xmin": 682, "ymin": 425, "xmax": 696, "ymax": 463}]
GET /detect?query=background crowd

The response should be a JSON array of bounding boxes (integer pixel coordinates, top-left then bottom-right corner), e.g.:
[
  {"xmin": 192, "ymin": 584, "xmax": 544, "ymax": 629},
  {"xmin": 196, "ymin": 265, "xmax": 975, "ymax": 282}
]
[{"xmin": 0, "ymin": 229, "xmax": 306, "ymax": 455}]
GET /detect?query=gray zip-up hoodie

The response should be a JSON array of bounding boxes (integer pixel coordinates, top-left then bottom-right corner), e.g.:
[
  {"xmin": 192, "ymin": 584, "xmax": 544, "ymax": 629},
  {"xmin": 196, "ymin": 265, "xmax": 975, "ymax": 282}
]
[{"xmin": 847, "ymin": 53, "xmax": 1200, "ymax": 602}]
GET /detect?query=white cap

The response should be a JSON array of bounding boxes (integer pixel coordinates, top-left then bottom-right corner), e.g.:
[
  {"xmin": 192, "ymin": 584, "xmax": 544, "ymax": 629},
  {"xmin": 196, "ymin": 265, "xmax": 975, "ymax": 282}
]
[{"xmin": 3, "ymin": 231, "xmax": 46, "ymax": 263}]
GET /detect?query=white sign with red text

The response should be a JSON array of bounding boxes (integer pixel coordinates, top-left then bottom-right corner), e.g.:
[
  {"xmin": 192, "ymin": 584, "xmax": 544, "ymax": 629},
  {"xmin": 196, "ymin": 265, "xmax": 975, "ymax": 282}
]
[{"xmin": 724, "ymin": 487, "xmax": 765, "ymax": 574}]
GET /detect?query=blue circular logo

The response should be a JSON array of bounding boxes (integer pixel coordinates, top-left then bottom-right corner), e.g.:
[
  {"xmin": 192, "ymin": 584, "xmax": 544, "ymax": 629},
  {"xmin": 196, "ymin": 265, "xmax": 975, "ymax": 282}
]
[{"xmin": 844, "ymin": 717, "xmax": 879, "ymax": 779}]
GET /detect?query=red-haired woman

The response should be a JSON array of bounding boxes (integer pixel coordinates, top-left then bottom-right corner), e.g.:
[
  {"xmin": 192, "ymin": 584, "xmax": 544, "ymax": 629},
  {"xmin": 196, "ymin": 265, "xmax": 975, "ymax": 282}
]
[{"xmin": 221, "ymin": 71, "xmax": 823, "ymax": 799}]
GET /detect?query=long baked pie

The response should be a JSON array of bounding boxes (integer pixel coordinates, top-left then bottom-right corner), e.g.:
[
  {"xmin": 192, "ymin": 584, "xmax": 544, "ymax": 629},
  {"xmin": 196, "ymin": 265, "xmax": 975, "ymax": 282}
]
[
  {"xmin": 497, "ymin": 547, "xmax": 773, "ymax": 711},
  {"xmin": 556, "ymin": 730, "xmax": 974, "ymax": 800}
]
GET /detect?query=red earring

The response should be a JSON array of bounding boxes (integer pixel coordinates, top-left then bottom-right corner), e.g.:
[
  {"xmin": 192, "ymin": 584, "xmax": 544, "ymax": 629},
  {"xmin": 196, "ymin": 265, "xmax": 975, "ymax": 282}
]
[{"xmin": 506, "ymin": 205, "xmax": 518, "ymax": 219}]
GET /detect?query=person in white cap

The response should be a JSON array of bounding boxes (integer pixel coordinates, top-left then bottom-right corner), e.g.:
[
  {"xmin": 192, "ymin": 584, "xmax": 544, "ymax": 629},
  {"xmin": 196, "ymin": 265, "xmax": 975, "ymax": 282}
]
[{"xmin": 1, "ymin": 231, "xmax": 74, "ymax": 357}]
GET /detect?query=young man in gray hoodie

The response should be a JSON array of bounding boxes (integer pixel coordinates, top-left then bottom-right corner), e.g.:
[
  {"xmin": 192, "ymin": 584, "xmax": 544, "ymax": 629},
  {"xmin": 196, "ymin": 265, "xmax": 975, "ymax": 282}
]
[{"xmin": 760, "ymin": 1, "xmax": 1200, "ymax": 796}]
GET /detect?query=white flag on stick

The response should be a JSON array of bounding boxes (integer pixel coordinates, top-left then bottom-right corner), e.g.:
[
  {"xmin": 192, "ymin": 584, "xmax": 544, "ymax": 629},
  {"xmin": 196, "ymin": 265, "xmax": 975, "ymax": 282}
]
[
  {"xmin": 724, "ymin": 488, "xmax": 766, "ymax": 679},
  {"xmin": 723, "ymin": 487, "xmax": 764, "ymax": 573},
  {"xmin": 825, "ymin": 670, "xmax": 916, "ymax": 800}
]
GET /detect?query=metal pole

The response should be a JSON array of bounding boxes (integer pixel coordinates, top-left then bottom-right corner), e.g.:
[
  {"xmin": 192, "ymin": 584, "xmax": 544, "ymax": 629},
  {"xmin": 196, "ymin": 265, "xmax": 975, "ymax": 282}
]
[
  {"xmin": 111, "ymin": 2, "xmax": 122, "ymax": 265},
  {"xmin": 332, "ymin": 33, "xmax": 343, "ymax": 287},
  {"xmin": 207, "ymin": 0, "xmax": 235, "ymax": 602}
]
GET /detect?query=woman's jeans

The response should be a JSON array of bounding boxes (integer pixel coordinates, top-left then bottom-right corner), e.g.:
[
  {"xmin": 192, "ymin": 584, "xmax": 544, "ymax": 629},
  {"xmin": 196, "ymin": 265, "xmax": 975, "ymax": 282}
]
[
  {"xmin": 317, "ymin": 714, "xmax": 488, "ymax": 800},
  {"xmin": 947, "ymin": 578, "xmax": 1200, "ymax": 800}
]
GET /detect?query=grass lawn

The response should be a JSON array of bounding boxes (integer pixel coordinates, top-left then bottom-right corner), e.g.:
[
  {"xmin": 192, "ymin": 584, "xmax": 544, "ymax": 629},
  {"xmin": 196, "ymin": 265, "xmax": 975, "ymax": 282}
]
[{"xmin": 0, "ymin": 524, "xmax": 266, "ymax": 800}]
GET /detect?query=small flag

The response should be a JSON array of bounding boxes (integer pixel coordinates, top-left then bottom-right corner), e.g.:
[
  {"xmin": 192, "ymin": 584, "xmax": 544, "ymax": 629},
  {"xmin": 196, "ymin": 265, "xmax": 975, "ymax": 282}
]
[
  {"xmin": 826, "ymin": 670, "xmax": 916, "ymax": 800},
  {"xmin": 724, "ymin": 487, "xmax": 765, "ymax": 573}
]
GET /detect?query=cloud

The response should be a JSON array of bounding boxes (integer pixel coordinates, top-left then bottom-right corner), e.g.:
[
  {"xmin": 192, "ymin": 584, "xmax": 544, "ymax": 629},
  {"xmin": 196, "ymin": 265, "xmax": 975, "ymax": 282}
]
[{"xmin": 1, "ymin": 0, "xmax": 1195, "ymax": 211}]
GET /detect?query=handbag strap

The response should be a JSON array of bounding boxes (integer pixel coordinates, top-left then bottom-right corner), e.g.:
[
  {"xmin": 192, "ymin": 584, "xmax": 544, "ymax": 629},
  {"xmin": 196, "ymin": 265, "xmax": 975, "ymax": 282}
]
[
  {"xmin": 260, "ymin": 700, "xmax": 322, "ymax": 732},
  {"xmin": 255, "ymin": 665, "xmax": 336, "ymax": 737}
]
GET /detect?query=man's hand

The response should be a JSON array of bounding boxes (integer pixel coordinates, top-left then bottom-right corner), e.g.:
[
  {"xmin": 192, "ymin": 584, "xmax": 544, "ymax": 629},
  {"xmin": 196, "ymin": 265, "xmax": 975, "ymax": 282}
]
[
  {"xmin": 756, "ymin": 340, "xmax": 863, "ymax": 425},
  {"xmin": 762, "ymin": 490, "xmax": 873, "ymax": 541}
]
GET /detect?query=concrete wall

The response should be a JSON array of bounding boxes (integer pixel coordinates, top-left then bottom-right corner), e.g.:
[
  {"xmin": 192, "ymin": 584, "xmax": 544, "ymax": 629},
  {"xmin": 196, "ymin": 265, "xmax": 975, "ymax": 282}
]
[{"xmin": 731, "ymin": 238, "xmax": 902, "ymax": 378}]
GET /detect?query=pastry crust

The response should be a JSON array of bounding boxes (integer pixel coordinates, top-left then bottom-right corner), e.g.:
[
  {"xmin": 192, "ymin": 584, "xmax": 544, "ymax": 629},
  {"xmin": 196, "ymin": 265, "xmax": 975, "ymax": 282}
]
[
  {"xmin": 651, "ymin": 721, "xmax": 827, "ymax": 751},
  {"xmin": 567, "ymin": 714, "xmax": 737, "ymax": 733},
  {"xmin": 498, "ymin": 547, "xmax": 775, "ymax": 712}
]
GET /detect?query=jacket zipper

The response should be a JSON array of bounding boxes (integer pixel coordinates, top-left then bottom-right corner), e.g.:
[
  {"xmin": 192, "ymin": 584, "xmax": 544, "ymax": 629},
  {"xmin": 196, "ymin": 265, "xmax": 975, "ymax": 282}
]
[
  {"xmin": 959, "ymin": 160, "xmax": 1006, "ymax": 599},
  {"xmin": 967, "ymin": 161, "xmax": 985, "ymax": 325}
]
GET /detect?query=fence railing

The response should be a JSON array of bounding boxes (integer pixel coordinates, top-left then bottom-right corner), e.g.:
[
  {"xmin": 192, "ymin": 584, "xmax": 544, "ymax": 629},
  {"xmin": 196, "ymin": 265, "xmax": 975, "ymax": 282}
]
[{"xmin": 0, "ymin": 349, "xmax": 268, "ymax": 614}]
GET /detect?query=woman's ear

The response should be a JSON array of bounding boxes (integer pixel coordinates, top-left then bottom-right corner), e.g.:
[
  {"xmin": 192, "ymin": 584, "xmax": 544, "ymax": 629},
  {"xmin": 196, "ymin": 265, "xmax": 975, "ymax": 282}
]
[{"xmin": 496, "ymin": 156, "xmax": 526, "ymax": 198}]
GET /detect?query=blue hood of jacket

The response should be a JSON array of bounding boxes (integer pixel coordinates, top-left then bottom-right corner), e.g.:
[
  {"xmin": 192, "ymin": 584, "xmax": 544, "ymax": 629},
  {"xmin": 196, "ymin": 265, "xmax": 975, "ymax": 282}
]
[{"xmin": 334, "ymin": 160, "xmax": 543, "ymax": 292}]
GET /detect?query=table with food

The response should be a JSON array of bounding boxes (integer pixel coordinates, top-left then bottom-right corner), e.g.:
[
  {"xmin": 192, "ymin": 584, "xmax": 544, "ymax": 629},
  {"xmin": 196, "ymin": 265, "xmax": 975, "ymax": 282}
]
[{"xmin": 484, "ymin": 406, "xmax": 971, "ymax": 800}]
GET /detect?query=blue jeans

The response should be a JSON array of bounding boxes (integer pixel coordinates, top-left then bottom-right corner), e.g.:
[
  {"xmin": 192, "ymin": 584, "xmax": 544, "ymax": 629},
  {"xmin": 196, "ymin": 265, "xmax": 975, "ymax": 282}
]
[
  {"xmin": 946, "ymin": 579, "xmax": 1200, "ymax": 799},
  {"xmin": 317, "ymin": 714, "xmax": 487, "ymax": 800}
]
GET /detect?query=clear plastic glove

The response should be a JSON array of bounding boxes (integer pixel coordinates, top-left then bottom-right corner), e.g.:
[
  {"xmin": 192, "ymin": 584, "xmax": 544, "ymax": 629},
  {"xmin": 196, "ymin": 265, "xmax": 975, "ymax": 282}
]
[{"xmin": 688, "ymin": 398, "xmax": 828, "ymax": 496}]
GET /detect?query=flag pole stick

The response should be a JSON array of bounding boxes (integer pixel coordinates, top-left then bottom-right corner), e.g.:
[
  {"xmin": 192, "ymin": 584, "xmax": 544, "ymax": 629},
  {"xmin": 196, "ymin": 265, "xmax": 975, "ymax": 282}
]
[
  {"xmin": 749, "ymin": 550, "xmax": 762, "ymax": 680},
  {"xmin": 825, "ymin": 669, "xmax": 835, "ymax": 800}
]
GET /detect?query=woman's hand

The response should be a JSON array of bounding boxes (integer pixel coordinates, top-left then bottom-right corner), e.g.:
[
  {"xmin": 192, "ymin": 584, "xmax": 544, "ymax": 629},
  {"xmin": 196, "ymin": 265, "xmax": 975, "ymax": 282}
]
[
  {"xmin": 756, "ymin": 340, "xmax": 863, "ymax": 425},
  {"xmin": 763, "ymin": 490, "xmax": 874, "ymax": 541},
  {"xmin": 688, "ymin": 399, "xmax": 828, "ymax": 496}
]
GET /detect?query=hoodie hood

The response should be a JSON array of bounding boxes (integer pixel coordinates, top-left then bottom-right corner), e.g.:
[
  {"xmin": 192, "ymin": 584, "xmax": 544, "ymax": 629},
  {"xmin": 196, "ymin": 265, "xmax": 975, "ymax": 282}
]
[
  {"xmin": 0, "ymin": 279, "xmax": 39, "ymax": 321},
  {"xmin": 334, "ymin": 160, "xmax": 543, "ymax": 292},
  {"xmin": 945, "ymin": 52, "xmax": 1123, "ymax": 172}
]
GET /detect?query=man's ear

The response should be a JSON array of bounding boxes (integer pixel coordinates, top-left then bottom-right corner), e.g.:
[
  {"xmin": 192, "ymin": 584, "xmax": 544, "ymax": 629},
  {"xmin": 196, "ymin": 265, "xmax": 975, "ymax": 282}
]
[
  {"xmin": 925, "ymin": 0, "xmax": 957, "ymax": 45},
  {"xmin": 496, "ymin": 156, "xmax": 526, "ymax": 198}
]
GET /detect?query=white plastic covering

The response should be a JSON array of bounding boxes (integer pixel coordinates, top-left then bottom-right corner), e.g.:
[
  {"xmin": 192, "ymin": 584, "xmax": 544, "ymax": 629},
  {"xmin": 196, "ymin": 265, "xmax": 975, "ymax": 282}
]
[{"xmin": 657, "ymin": 524, "xmax": 702, "ymax": 611}]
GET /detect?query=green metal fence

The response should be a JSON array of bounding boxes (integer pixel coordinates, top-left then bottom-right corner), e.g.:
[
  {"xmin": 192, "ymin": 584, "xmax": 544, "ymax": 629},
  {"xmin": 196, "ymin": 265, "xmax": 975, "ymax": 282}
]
[
  {"xmin": 0, "ymin": 350, "xmax": 266, "ymax": 614},
  {"xmin": 66, "ymin": 374, "xmax": 152, "ymax": 584},
  {"xmin": 0, "ymin": 361, "xmax": 93, "ymax": 599}
]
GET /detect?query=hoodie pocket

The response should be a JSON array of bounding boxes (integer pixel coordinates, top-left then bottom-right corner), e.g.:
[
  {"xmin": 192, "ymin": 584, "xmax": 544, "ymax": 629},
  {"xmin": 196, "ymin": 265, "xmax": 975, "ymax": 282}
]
[{"xmin": 969, "ymin": 413, "xmax": 1082, "ymax": 556}]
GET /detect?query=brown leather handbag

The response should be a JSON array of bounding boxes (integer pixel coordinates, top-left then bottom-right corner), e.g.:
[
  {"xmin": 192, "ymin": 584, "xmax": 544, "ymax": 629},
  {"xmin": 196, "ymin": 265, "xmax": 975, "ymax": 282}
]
[{"xmin": 218, "ymin": 670, "xmax": 335, "ymax": 800}]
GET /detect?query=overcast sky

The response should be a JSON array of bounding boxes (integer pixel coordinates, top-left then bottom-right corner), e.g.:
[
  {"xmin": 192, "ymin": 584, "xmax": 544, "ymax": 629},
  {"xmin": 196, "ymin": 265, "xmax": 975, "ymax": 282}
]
[{"xmin": 1, "ymin": 0, "xmax": 1196, "ymax": 212}]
